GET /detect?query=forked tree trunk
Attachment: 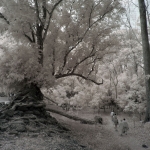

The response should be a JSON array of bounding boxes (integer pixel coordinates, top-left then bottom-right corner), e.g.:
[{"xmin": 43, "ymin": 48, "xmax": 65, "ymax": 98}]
[{"xmin": 4, "ymin": 83, "xmax": 48, "ymax": 118}]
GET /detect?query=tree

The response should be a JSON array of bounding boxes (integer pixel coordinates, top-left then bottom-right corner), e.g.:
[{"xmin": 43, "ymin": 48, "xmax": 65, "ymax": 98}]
[
  {"xmin": 0, "ymin": 0, "xmax": 123, "ymax": 88},
  {"xmin": 138, "ymin": 0, "xmax": 150, "ymax": 122},
  {"xmin": 0, "ymin": 0, "xmax": 123, "ymax": 132}
]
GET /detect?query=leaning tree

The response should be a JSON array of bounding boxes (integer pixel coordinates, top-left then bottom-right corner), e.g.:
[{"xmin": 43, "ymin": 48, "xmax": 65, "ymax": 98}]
[{"xmin": 0, "ymin": 0, "xmax": 123, "ymax": 132}]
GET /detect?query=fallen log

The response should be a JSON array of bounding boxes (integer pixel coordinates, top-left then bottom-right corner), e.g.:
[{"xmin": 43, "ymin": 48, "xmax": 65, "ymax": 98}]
[{"xmin": 46, "ymin": 108, "xmax": 97, "ymax": 125}]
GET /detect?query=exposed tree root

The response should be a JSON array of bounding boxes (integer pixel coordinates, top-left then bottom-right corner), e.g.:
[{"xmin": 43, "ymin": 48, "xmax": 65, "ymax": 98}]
[
  {"xmin": 0, "ymin": 84, "xmax": 69, "ymax": 134},
  {"xmin": 0, "ymin": 83, "xmax": 102, "ymax": 135}
]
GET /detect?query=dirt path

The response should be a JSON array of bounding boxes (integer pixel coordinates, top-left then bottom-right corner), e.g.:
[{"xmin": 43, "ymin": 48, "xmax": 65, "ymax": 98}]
[
  {"xmin": 51, "ymin": 109, "xmax": 150, "ymax": 150},
  {"xmin": 104, "ymin": 115, "xmax": 150, "ymax": 150}
]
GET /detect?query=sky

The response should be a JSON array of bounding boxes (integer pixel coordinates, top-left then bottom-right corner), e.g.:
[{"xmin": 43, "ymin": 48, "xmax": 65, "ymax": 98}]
[
  {"xmin": 123, "ymin": 0, "xmax": 150, "ymax": 28},
  {"xmin": 122, "ymin": 0, "xmax": 139, "ymax": 28}
]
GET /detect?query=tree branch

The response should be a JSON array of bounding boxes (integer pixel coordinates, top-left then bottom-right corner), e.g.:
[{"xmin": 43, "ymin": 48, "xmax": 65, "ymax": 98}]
[
  {"xmin": 61, "ymin": 1, "xmax": 115, "ymax": 73},
  {"xmin": 44, "ymin": 95, "xmax": 58, "ymax": 105},
  {"xmin": 71, "ymin": 46, "xmax": 96, "ymax": 73},
  {"xmin": 55, "ymin": 73, "xmax": 103, "ymax": 85},
  {"xmin": 34, "ymin": 0, "xmax": 42, "ymax": 24},
  {"xmin": 0, "ymin": 13, "xmax": 9, "ymax": 24},
  {"xmin": 24, "ymin": 33, "xmax": 33, "ymax": 43},
  {"xmin": 23, "ymin": 23, "xmax": 36, "ymax": 43},
  {"xmin": 43, "ymin": 0, "xmax": 63, "ymax": 41}
]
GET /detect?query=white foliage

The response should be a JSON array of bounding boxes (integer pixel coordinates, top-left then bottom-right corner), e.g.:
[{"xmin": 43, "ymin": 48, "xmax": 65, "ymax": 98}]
[{"xmin": 0, "ymin": 41, "xmax": 55, "ymax": 91}]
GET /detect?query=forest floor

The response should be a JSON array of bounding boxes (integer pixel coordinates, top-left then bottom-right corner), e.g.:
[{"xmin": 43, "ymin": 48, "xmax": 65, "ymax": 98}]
[
  {"xmin": 50, "ymin": 105, "xmax": 150, "ymax": 150},
  {"xmin": 0, "ymin": 103, "xmax": 150, "ymax": 150}
]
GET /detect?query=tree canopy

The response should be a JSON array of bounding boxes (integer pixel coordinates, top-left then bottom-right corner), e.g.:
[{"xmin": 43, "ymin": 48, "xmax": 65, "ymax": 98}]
[{"xmin": 0, "ymin": 0, "xmax": 124, "ymax": 92}]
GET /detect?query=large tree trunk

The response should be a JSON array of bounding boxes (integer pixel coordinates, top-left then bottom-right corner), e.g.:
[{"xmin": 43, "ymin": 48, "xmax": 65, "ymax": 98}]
[
  {"xmin": 37, "ymin": 25, "xmax": 44, "ymax": 65},
  {"xmin": 0, "ymin": 0, "xmax": 65, "ymax": 134},
  {"xmin": 138, "ymin": 0, "xmax": 150, "ymax": 122},
  {"xmin": 0, "ymin": 82, "xmax": 102, "ymax": 134},
  {"xmin": 0, "ymin": 83, "xmax": 63, "ymax": 134}
]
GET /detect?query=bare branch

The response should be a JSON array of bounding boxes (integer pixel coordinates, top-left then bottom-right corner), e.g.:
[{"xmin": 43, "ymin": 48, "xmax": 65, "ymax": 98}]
[
  {"xmin": 87, "ymin": 58, "xmax": 98, "ymax": 77},
  {"xmin": 71, "ymin": 46, "xmax": 96, "ymax": 73},
  {"xmin": 44, "ymin": 95, "xmax": 58, "ymax": 105},
  {"xmin": 52, "ymin": 46, "xmax": 56, "ymax": 76},
  {"xmin": 42, "ymin": 0, "xmax": 47, "ymax": 26},
  {"xmin": 33, "ymin": 0, "xmax": 42, "ymax": 24},
  {"xmin": 23, "ymin": 23, "xmax": 36, "ymax": 43},
  {"xmin": 24, "ymin": 34, "xmax": 33, "ymax": 42},
  {"xmin": 55, "ymin": 73, "xmax": 103, "ymax": 85},
  {"xmin": 88, "ymin": 4, "xmax": 94, "ymax": 27},
  {"xmin": 0, "ymin": 13, "xmax": 9, "ymax": 24},
  {"xmin": 43, "ymin": 0, "xmax": 63, "ymax": 41},
  {"xmin": 61, "ymin": 1, "xmax": 116, "ymax": 72}
]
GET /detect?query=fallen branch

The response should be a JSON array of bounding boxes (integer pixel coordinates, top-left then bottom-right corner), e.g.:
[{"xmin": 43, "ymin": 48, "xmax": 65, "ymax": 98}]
[
  {"xmin": 44, "ymin": 96, "xmax": 58, "ymax": 105},
  {"xmin": 46, "ymin": 107, "xmax": 96, "ymax": 125}
]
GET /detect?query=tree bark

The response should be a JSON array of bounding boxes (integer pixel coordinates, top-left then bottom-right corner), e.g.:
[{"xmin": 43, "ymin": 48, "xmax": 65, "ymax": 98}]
[
  {"xmin": 0, "ymin": 83, "xmax": 63, "ymax": 134},
  {"xmin": 0, "ymin": 82, "xmax": 45, "ymax": 114},
  {"xmin": 138, "ymin": 0, "xmax": 150, "ymax": 122}
]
